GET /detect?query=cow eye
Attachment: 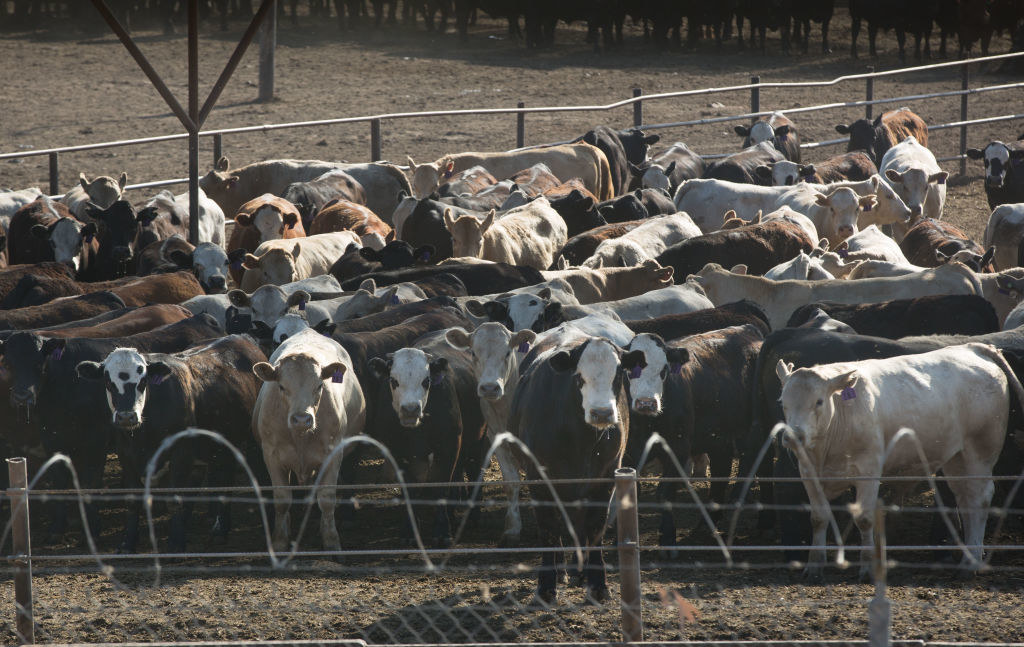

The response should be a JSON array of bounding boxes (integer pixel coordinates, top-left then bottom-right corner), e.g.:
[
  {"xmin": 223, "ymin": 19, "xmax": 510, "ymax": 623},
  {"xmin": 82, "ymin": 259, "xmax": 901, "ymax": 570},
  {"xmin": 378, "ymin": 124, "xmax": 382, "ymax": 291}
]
[
  {"xmin": 529, "ymin": 300, "xmax": 537, "ymax": 306},
  {"xmin": 389, "ymin": 377, "xmax": 398, "ymax": 389},
  {"xmin": 815, "ymin": 399, "xmax": 823, "ymax": 406}
]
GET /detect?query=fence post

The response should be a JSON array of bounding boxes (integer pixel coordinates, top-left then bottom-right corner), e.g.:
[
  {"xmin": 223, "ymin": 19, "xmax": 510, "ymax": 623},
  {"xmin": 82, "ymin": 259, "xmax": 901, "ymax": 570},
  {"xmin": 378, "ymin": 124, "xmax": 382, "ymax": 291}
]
[
  {"xmin": 865, "ymin": 66, "xmax": 874, "ymax": 120},
  {"xmin": 633, "ymin": 88, "xmax": 643, "ymax": 129},
  {"xmin": 47, "ymin": 153, "xmax": 59, "ymax": 196},
  {"xmin": 615, "ymin": 467, "xmax": 643, "ymax": 643},
  {"xmin": 370, "ymin": 119, "xmax": 382, "ymax": 162},
  {"xmin": 868, "ymin": 505, "xmax": 890, "ymax": 647},
  {"xmin": 257, "ymin": 0, "xmax": 276, "ymax": 102},
  {"xmin": 960, "ymin": 63, "xmax": 970, "ymax": 176},
  {"xmin": 213, "ymin": 134, "xmax": 223, "ymax": 166},
  {"xmin": 7, "ymin": 457, "xmax": 34, "ymax": 644},
  {"xmin": 750, "ymin": 75, "xmax": 760, "ymax": 119},
  {"xmin": 516, "ymin": 102, "xmax": 525, "ymax": 149}
]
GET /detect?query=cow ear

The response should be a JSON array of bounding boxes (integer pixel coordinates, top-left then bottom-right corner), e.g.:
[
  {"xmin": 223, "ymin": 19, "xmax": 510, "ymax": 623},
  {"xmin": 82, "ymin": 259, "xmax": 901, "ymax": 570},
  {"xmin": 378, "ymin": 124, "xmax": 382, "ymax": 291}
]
[
  {"xmin": 556, "ymin": 256, "xmax": 570, "ymax": 270},
  {"xmin": 754, "ymin": 165, "xmax": 772, "ymax": 179},
  {"xmin": 859, "ymin": 195, "xmax": 877, "ymax": 211},
  {"xmin": 291, "ymin": 243, "xmax": 302, "ymax": 260},
  {"xmin": 884, "ymin": 169, "xmax": 903, "ymax": 183},
  {"xmin": 814, "ymin": 192, "xmax": 831, "ymax": 207},
  {"xmin": 227, "ymin": 248, "xmax": 247, "ymax": 265},
  {"xmin": 465, "ymin": 299, "xmax": 487, "ymax": 317},
  {"xmin": 320, "ymin": 361, "xmax": 347, "ymax": 383},
  {"xmin": 480, "ymin": 210, "xmax": 495, "ymax": 232},
  {"xmin": 283, "ymin": 212, "xmax": 299, "ymax": 229},
  {"xmin": 79, "ymin": 173, "xmax": 90, "ymax": 191},
  {"xmin": 548, "ymin": 350, "xmax": 577, "ymax": 373},
  {"xmin": 40, "ymin": 338, "xmax": 67, "ymax": 361},
  {"xmin": 537, "ymin": 287, "xmax": 551, "ymax": 299},
  {"xmin": 654, "ymin": 265, "xmax": 674, "ymax": 282},
  {"xmin": 227, "ymin": 289, "xmax": 252, "ymax": 309},
  {"xmin": 835, "ymin": 124, "xmax": 850, "ymax": 135},
  {"xmin": 590, "ymin": 256, "xmax": 604, "ymax": 268},
  {"xmin": 734, "ymin": 125, "xmax": 750, "ymax": 137},
  {"xmin": 253, "ymin": 362, "xmax": 278, "ymax": 383},
  {"xmin": 358, "ymin": 278, "xmax": 377, "ymax": 292},
  {"xmin": 359, "ymin": 246, "xmax": 381, "ymax": 261},
  {"xmin": 773, "ymin": 124, "xmax": 791, "ymax": 137},
  {"xmin": 368, "ymin": 356, "xmax": 390, "ymax": 380},
  {"xmin": 542, "ymin": 301, "xmax": 563, "ymax": 327},
  {"xmin": 730, "ymin": 264, "xmax": 748, "ymax": 275},
  {"xmin": 313, "ymin": 319, "xmax": 336, "ymax": 336},
  {"xmin": 483, "ymin": 300, "xmax": 510, "ymax": 322},
  {"xmin": 817, "ymin": 238, "xmax": 830, "ymax": 252},
  {"xmin": 445, "ymin": 327, "xmax": 472, "ymax": 350},
  {"xmin": 510, "ymin": 328, "xmax": 537, "ymax": 350},
  {"xmin": 775, "ymin": 360, "xmax": 794, "ymax": 384},
  {"xmin": 377, "ymin": 285, "xmax": 399, "ymax": 306},
  {"xmin": 643, "ymin": 134, "xmax": 660, "ymax": 145},
  {"xmin": 235, "ymin": 213, "xmax": 253, "ymax": 227},
  {"xmin": 216, "ymin": 156, "xmax": 230, "ymax": 172},
  {"xmin": 117, "ymin": 172, "xmax": 128, "ymax": 191},
  {"xmin": 798, "ymin": 164, "xmax": 815, "ymax": 176},
  {"xmin": 826, "ymin": 370, "xmax": 859, "ymax": 395},
  {"xmin": 76, "ymin": 361, "xmax": 104, "ymax": 380},
  {"xmin": 286, "ymin": 290, "xmax": 311, "ymax": 309},
  {"xmin": 965, "ymin": 148, "xmax": 984, "ymax": 160},
  {"xmin": 722, "ymin": 210, "xmax": 737, "ymax": 224},
  {"xmin": 929, "ymin": 171, "xmax": 949, "ymax": 185},
  {"xmin": 628, "ymin": 162, "xmax": 646, "ymax": 177},
  {"xmin": 168, "ymin": 249, "xmax": 193, "ymax": 268},
  {"xmin": 443, "ymin": 208, "xmax": 456, "ymax": 230},
  {"xmin": 146, "ymin": 362, "xmax": 172, "ymax": 384},
  {"xmin": 935, "ymin": 249, "xmax": 950, "ymax": 262},
  {"xmin": 666, "ymin": 347, "xmax": 690, "ymax": 369},
  {"xmin": 242, "ymin": 253, "xmax": 261, "ymax": 270},
  {"xmin": 664, "ymin": 161, "xmax": 676, "ymax": 176},
  {"xmin": 31, "ymin": 224, "xmax": 50, "ymax": 240},
  {"xmin": 406, "ymin": 156, "xmax": 417, "ymax": 172},
  {"xmin": 981, "ymin": 246, "xmax": 996, "ymax": 269},
  {"xmin": 620, "ymin": 349, "xmax": 647, "ymax": 372}
]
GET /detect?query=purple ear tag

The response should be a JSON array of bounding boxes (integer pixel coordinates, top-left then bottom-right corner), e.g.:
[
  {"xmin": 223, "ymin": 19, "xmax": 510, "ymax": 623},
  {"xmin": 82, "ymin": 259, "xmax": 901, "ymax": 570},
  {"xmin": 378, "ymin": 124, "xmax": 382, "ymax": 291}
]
[
  {"xmin": 50, "ymin": 346, "xmax": 63, "ymax": 361},
  {"xmin": 421, "ymin": 250, "xmax": 431, "ymax": 262},
  {"xmin": 670, "ymin": 362, "xmax": 682, "ymax": 375},
  {"xmin": 298, "ymin": 300, "xmax": 306, "ymax": 311},
  {"xmin": 390, "ymin": 294, "xmax": 400, "ymax": 305},
  {"xmin": 517, "ymin": 341, "xmax": 530, "ymax": 354},
  {"xmin": 149, "ymin": 373, "xmax": 167, "ymax": 386},
  {"xmin": 841, "ymin": 386, "xmax": 856, "ymax": 401},
  {"xmin": 431, "ymin": 372, "xmax": 443, "ymax": 386},
  {"xmin": 83, "ymin": 233, "xmax": 94, "ymax": 243},
  {"xmin": 443, "ymin": 168, "xmax": 454, "ymax": 179},
  {"xmin": 628, "ymin": 365, "xmax": 642, "ymax": 379},
  {"xmin": 838, "ymin": 248, "xmax": 849, "ymax": 259},
  {"xmin": 937, "ymin": 176, "xmax": 946, "ymax": 185},
  {"xmin": 231, "ymin": 260, "xmax": 243, "ymax": 271},
  {"xmin": 332, "ymin": 369, "xmax": 344, "ymax": 384},
  {"xmin": 863, "ymin": 203, "xmax": 872, "ymax": 212},
  {"xmin": 999, "ymin": 287, "xmax": 1011, "ymax": 295}
]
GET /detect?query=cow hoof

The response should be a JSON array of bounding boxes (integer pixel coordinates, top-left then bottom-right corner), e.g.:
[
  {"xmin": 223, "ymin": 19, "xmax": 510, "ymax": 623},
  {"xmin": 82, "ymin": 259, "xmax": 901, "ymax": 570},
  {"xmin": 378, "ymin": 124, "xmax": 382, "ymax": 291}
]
[
  {"xmin": 803, "ymin": 565, "xmax": 824, "ymax": 583},
  {"xmin": 533, "ymin": 590, "xmax": 557, "ymax": 607},
  {"xmin": 585, "ymin": 587, "xmax": 609, "ymax": 604},
  {"xmin": 659, "ymin": 547, "xmax": 680, "ymax": 561},
  {"xmin": 858, "ymin": 566, "xmax": 872, "ymax": 583}
]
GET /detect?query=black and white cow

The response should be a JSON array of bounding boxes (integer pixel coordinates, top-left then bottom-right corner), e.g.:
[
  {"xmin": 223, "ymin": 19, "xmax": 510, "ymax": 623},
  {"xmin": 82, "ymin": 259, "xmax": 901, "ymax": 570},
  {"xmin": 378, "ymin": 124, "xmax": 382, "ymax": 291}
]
[{"xmin": 966, "ymin": 140, "xmax": 1024, "ymax": 209}]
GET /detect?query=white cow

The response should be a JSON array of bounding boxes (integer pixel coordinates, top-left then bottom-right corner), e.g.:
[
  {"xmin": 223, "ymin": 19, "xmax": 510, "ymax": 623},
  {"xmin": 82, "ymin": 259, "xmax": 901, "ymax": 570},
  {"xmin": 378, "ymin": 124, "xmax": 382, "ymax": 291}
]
[
  {"xmin": 443, "ymin": 196, "xmax": 567, "ymax": 270},
  {"xmin": 185, "ymin": 275, "xmax": 340, "ymax": 328},
  {"xmin": 777, "ymin": 343, "xmax": 1023, "ymax": 577},
  {"xmin": 240, "ymin": 231, "xmax": 361, "ymax": 290},
  {"xmin": 61, "ymin": 172, "xmax": 127, "ymax": 219},
  {"xmin": 561, "ymin": 284, "xmax": 713, "ymax": 322},
  {"xmin": 764, "ymin": 252, "xmax": 835, "ymax": 281},
  {"xmin": 251, "ymin": 328, "xmax": 366, "ymax": 551},
  {"xmin": 983, "ymin": 203, "xmax": 1024, "ymax": 270},
  {"xmin": 842, "ymin": 224, "xmax": 909, "ymax": 264},
  {"xmin": 880, "ymin": 136, "xmax": 947, "ymax": 240},
  {"xmin": 775, "ymin": 185, "xmax": 877, "ymax": 246},
  {"xmin": 582, "ymin": 213, "xmax": 701, "ymax": 268},
  {"xmin": 141, "ymin": 187, "xmax": 226, "ymax": 245},
  {"xmin": 0, "ymin": 187, "xmax": 42, "ymax": 219}
]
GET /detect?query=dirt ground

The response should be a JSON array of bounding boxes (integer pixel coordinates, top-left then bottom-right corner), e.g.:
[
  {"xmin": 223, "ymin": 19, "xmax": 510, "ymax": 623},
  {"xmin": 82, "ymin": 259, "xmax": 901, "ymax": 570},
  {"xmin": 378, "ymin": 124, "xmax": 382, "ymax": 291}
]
[{"xmin": 2, "ymin": 6, "xmax": 1024, "ymax": 645}]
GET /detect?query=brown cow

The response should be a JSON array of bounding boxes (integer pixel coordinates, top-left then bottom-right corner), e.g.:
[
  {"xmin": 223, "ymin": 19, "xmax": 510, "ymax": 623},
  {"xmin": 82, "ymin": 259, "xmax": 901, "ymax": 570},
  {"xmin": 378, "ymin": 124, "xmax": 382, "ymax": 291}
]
[
  {"xmin": 554, "ymin": 219, "xmax": 647, "ymax": 267},
  {"xmin": 36, "ymin": 304, "xmax": 192, "ymax": 338},
  {"xmin": 0, "ymin": 272, "xmax": 203, "ymax": 310},
  {"xmin": 540, "ymin": 259, "xmax": 675, "ymax": 304},
  {"xmin": 835, "ymin": 108, "xmax": 929, "ymax": 166},
  {"xmin": 308, "ymin": 199, "xmax": 394, "ymax": 244},
  {"xmin": 510, "ymin": 163, "xmax": 562, "ymax": 196},
  {"xmin": 0, "ymin": 263, "xmax": 77, "ymax": 305},
  {"xmin": 0, "ymin": 291, "xmax": 126, "ymax": 330},
  {"xmin": 227, "ymin": 195, "xmax": 306, "ymax": 284},
  {"xmin": 899, "ymin": 218, "xmax": 993, "ymax": 270},
  {"xmin": 8, "ymin": 198, "xmax": 98, "ymax": 269}
]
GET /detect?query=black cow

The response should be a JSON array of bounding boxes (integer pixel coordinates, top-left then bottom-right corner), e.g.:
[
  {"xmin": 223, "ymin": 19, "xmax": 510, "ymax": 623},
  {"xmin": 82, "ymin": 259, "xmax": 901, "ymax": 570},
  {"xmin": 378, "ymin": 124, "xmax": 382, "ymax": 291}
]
[
  {"xmin": 282, "ymin": 170, "xmax": 365, "ymax": 229},
  {"xmin": 735, "ymin": 0, "xmax": 792, "ymax": 53},
  {"xmin": 629, "ymin": 142, "xmax": 706, "ymax": 194},
  {"xmin": 399, "ymin": 196, "xmax": 484, "ymax": 262},
  {"xmin": 634, "ymin": 188, "xmax": 677, "ymax": 217},
  {"xmin": 578, "ymin": 126, "xmax": 660, "ymax": 197},
  {"xmin": 547, "ymin": 190, "xmax": 607, "ymax": 237},
  {"xmin": 734, "ymin": 113, "xmax": 801, "ymax": 163},
  {"xmin": 656, "ymin": 220, "xmax": 815, "ymax": 278},
  {"xmin": 849, "ymin": 0, "xmax": 938, "ymax": 62},
  {"xmin": 703, "ymin": 142, "xmax": 786, "ymax": 185},
  {"xmin": 966, "ymin": 141, "xmax": 1024, "ymax": 209},
  {"xmin": 790, "ymin": 0, "xmax": 834, "ymax": 53},
  {"xmin": 329, "ymin": 241, "xmax": 435, "ymax": 282},
  {"xmin": 74, "ymin": 335, "xmax": 264, "ymax": 552},
  {"xmin": 339, "ymin": 262, "xmax": 544, "ymax": 296},
  {"xmin": 0, "ymin": 314, "xmax": 224, "ymax": 543},
  {"xmin": 835, "ymin": 108, "xmax": 930, "ymax": 167},
  {"xmin": 624, "ymin": 300, "xmax": 771, "ymax": 339},
  {"xmin": 85, "ymin": 200, "xmax": 143, "ymax": 280},
  {"xmin": 786, "ymin": 295, "xmax": 999, "ymax": 338},
  {"xmin": 596, "ymin": 193, "xmax": 649, "ymax": 224}
]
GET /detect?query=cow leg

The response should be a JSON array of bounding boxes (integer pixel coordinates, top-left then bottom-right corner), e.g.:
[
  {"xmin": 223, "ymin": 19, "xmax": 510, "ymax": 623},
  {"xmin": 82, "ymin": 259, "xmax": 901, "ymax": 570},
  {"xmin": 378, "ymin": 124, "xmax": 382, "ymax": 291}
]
[
  {"xmin": 896, "ymin": 29, "xmax": 907, "ymax": 63},
  {"xmin": 656, "ymin": 478, "xmax": 680, "ymax": 551},
  {"xmin": 943, "ymin": 452, "xmax": 995, "ymax": 569},
  {"xmin": 852, "ymin": 475, "xmax": 881, "ymax": 581},
  {"xmin": 868, "ymin": 24, "xmax": 879, "ymax": 57},
  {"xmin": 487, "ymin": 431, "xmax": 523, "ymax": 544},
  {"xmin": 850, "ymin": 16, "xmax": 860, "ymax": 58},
  {"xmin": 582, "ymin": 485, "xmax": 611, "ymax": 601},
  {"xmin": 267, "ymin": 460, "xmax": 292, "ymax": 552},
  {"xmin": 534, "ymin": 502, "xmax": 560, "ymax": 604},
  {"xmin": 798, "ymin": 465, "xmax": 834, "ymax": 581},
  {"xmin": 735, "ymin": 13, "xmax": 745, "ymax": 49},
  {"xmin": 316, "ymin": 454, "xmax": 343, "ymax": 553}
]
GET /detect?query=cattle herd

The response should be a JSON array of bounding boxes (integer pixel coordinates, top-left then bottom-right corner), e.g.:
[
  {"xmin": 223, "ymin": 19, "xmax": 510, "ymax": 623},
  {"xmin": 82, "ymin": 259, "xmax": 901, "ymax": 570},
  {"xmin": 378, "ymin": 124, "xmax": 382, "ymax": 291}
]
[
  {"xmin": 4, "ymin": 1, "xmax": 1024, "ymax": 62},
  {"xmin": 2, "ymin": 105, "xmax": 1024, "ymax": 605}
]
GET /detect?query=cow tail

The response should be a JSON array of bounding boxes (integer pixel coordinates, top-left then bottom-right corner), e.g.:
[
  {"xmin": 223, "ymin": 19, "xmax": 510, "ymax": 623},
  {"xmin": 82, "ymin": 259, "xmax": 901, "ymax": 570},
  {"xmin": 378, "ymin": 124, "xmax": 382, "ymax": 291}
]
[
  {"xmin": 974, "ymin": 343, "xmax": 1024, "ymax": 433},
  {"xmin": 598, "ymin": 150, "xmax": 615, "ymax": 201}
]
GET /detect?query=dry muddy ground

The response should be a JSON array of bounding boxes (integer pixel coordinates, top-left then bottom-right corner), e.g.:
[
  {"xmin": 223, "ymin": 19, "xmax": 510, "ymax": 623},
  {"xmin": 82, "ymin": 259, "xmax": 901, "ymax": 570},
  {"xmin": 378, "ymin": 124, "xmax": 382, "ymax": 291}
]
[{"xmin": 2, "ymin": 6, "xmax": 1024, "ymax": 645}]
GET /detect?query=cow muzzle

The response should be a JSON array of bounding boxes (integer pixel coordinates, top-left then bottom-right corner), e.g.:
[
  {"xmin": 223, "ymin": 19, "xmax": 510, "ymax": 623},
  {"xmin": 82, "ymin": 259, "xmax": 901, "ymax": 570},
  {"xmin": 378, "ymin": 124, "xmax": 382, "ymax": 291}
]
[
  {"xmin": 288, "ymin": 412, "xmax": 315, "ymax": 432},
  {"xmin": 837, "ymin": 225, "xmax": 855, "ymax": 239},
  {"xmin": 477, "ymin": 381, "xmax": 503, "ymax": 400},
  {"xmin": 631, "ymin": 397, "xmax": 660, "ymax": 415},
  {"xmin": 114, "ymin": 410, "xmax": 140, "ymax": 429},
  {"xmin": 909, "ymin": 204, "xmax": 923, "ymax": 217},
  {"xmin": 398, "ymin": 403, "xmax": 423, "ymax": 427},
  {"xmin": 987, "ymin": 175, "xmax": 1005, "ymax": 189},
  {"xmin": 587, "ymin": 407, "xmax": 616, "ymax": 427},
  {"xmin": 206, "ymin": 275, "xmax": 227, "ymax": 294}
]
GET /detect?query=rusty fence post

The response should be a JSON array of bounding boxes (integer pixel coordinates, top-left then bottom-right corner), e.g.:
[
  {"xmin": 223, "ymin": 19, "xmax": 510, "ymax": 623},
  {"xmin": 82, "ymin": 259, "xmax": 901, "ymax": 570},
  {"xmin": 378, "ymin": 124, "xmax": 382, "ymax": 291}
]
[
  {"xmin": 615, "ymin": 467, "xmax": 643, "ymax": 643},
  {"xmin": 370, "ymin": 119, "xmax": 382, "ymax": 162},
  {"xmin": 516, "ymin": 102, "xmax": 526, "ymax": 149},
  {"xmin": 213, "ymin": 134, "xmax": 223, "ymax": 166},
  {"xmin": 257, "ymin": 0, "xmax": 277, "ymax": 103},
  {"xmin": 865, "ymin": 66, "xmax": 874, "ymax": 120},
  {"xmin": 868, "ymin": 505, "xmax": 890, "ymax": 647},
  {"xmin": 960, "ymin": 62, "xmax": 970, "ymax": 176},
  {"xmin": 633, "ymin": 88, "xmax": 643, "ymax": 128},
  {"xmin": 7, "ymin": 457, "xmax": 34, "ymax": 644}
]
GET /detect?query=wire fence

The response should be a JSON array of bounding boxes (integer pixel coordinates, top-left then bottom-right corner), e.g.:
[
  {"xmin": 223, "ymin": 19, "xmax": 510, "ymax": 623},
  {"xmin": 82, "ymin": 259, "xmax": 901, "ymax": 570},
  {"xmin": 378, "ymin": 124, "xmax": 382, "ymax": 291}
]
[{"xmin": 3, "ymin": 426, "xmax": 1024, "ymax": 646}]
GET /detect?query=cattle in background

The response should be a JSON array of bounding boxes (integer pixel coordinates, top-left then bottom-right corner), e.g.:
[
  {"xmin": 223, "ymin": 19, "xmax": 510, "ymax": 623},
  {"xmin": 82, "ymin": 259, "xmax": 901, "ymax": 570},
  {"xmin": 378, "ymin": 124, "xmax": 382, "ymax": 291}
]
[
  {"xmin": 835, "ymin": 107, "xmax": 929, "ymax": 166},
  {"xmin": 957, "ymin": 0, "xmax": 993, "ymax": 56},
  {"xmin": 240, "ymin": 231, "xmax": 361, "ymax": 291},
  {"xmin": 308, "ymin": 199, "xmax": 393, "ymax": 245},
  {"xmin": 159, "ymin": 241, "xmax": 239, "ymax": 294},
  {"xmin": 507, "ymin": 163, "xmax": 562, "ymax": 198},
  {"xmin": 578, "ymin": 126, "xmax": 660, "ymax": 197},
  {"xmin": 656, "ymin": 220, "xmax": 815, "ymax": 279},
  {"xmin": 881, "ymin": 136, "xmax": 947, "ymax": 240},
  {"xmin": 764, "ymin": 252, "xmax": 835, "ymax": 281},
  {"xmin": 775, "ymin": 185, "xmax": 878, "ymax": 246},
  {"xmin": 554, "ymin": 219, "xmax": 646, "ymax": 267},
  {"xmin": 777, "ymin": 343, "xmax": 1022, "ymax": 577},
  {"xmin": 8, "ymin": 197, "xmax": 96, "ymax": 270},
  {"xmin": 443, "ymin": 198, "xmax": 567, "ymax": 270},
  {"xmin": 631, "ymin": 142, "xmax": 706, "ymax": 194},
  {"xmin": 624, "ymin": 300, "xmax": 771, "ymax": 339},
  {"xmin": 252, "ymin": 328, "xmax": 366, "ymax": 551},
  {"xmin": 900, "ymin": 219, "xmax": 990, "ymax": 269},
  {"xmin": 329, "ymin": 240, "xmax": 435, "ymax": 282},
  {"xmin": 84, "ymin": 200, "xmax": 146, "ymax": 280},
  {"xmin": 398, "ymin": 196, "xmax": 477, "ymax": 261},
  {"xmin": 546, "ymin": 190, "xmax": 607, "ymax": 238},
  {"xmin": 0, "ymin": 188, "xmax": 43, "ymax": 220},
  {"xmin": 437, "ymin": 165, "xmax": 498, "ymax": 198},
  {"xmin": 985, "ymin": 203, "xmax": 1024, "ymax": 270},
  {"xmin": 407, "ymin": 142, "xmax": 615, "ymax": 201},
  {"xmin": 790, "ymin": 0, "xmax": 834, "ymax": 53},
  {"xmin": 135, "ymin": 188, "xmax": 226, "ymax": 248},
  {"xmin": 61, "ymin": 172, "xmax": 127, "ymax": 220},
  {"xmin": 582, "ymin": 213, "xmax": 701, "ymax": 268},
  {"xmin": 595, "ymin": 193, "xmax": 649, "ymax": 224},
  {"xmin": 734, "ymin": 113, "xmax": 801, "ymax": 163},
  {"xmin": 757, "ymin": 153, "xmax": 877, "ymax": 187},
  {"xmin": 340, "ymin": 262, "xmax": 543, "ymax": 296},
  {"xmin": 0, "ymin": 292, "xmax": 125, "ymax": 330},
  {"xmin": 786, "ymin": 295, "xmax": 1000, "ymax": 338},
  {"xmin": 23, "ymin": 304, "xmax": 192, "ymax": 339},
  {"xmin": 200, "ymin": 158, "xmax": 342, "ymax": 220},
  {"xmin": 0, "ymin": 263, "xmax": 76, "ymax": 305},
  {"xmin": 848, "ymin": 0, "xmax": 937, "ymax": 62},
  {"xmin": 541, "ymin": 260, "xmax": 675, "ymax": 305},
  {"xmin": 736, "ymin": 0, "xmax": 793, "ymax": 53},
  {"xmin": 510, "ymin": 336, "xmax": 640, "ymax": 602},
  {"xmin": 283, "ymin": 169, "xmax": 366, "ymax": 229},
  {"xmin": 966, "ymin": 141, "xmax": 1024, "ymax": 209},
  {"xmin": 74, "ymin": 335, "xmax": 263, "ymax": 552},
  {"xmin": 703, "ymin": 142, "xmax": 786, "ymax": 186}
]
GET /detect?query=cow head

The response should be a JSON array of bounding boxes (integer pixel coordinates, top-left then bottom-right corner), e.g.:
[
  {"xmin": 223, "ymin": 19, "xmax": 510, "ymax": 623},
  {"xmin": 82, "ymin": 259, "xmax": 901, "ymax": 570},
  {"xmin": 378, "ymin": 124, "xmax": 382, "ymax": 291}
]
[
  {"xmin": 755, "ymin": 160, "xmax": 804, "ymax": 186},
  {"xmin": 777, "ymin": 360, "xmax": 860, "ymax": 451},
  {"xmin": 331, "ymin": 285, "xmax": 399, "ymax": 322},
  {"xmin": 858, "ymin": 175, "xmax": 913, "ymax": 227},
  {"xmin": 360, "ymin": 240, "xmax": 435, "ymax": 269},
  {"xmin": 549, "ymin": 338, "xmax": 643, "ymax": 430},
  {"xmin": 75, "ymin": 348, "xmax": 170, "ymax": 431},
  {"xmin": 835, "ymin": 119, "xmax": 877, "ymax": 157},
  {"xmin": 0, "ymin": 333, "xmax": 66, "ymax": 415},
  {"xmin": 253, "ymin": 352, "xmax": 348, "ymax": 434},
  {"xmin": 408, "ymin": 156, "xmax": 455, "ymax": 199},
  {"xmin": 272, "ymin": 313, "xmax": 313, "ymax": 349},
  {"xmin": 443, "ymin": 209, "xmax": 492, "ymax": 259},
  {"xmin": 623, "ymin": 259, "xmax": 675, "ymax": 293},
  {"xmin": 636, "ymin": 161, "xmax": 674, "ymax": 193},
  {"xmin": 446, "ymin": 324, "xmax": 535, "ymax": 401},
  {"xmin": 622, "ymin": 334, "xmax": 689, "ymax": 416},
  {"xmin": 369, "ymin": 348, "xmax": 448, "ymax": 428},
  {"xmin": 466, "ymin": 287, "xmax": 563, "ymax": 332},
  {"xmin": 814, "ymin": 187, "xmax": 875, "ymax": 242},
  {"xmin": 966, "ymin": 142, "xmax": 1024, "ymax": 189},
  {"xmin": 169, "ymin": 242, "xmax": 232, "ymax": 294},
  {"xmin": 86, "ymin": 200, "xmax": 141, "ymax": 274},
  {"xmin": 33, "ymin": 217, "xmax": 96, "ymax": 272},
  {"xmin": 228, "ymin": 285, "xmax": 310, "ymax": 338},
  {"xmin": 235, "ymin": 195, "xmax": 301, "ymax": 243},
  {"xmin": 199, "ymin": 156, "xmax": 240, "ymax": 210},
  {"xmin": 77, "ymin": 171, "xmax": 128, "ymax": 209},
  {"xmin": 884, "ymin": 167, "xmax": 947, "ymax": 220},
  {"xmin": 618, "ymin": 129, "xmax": 660, "ymax": 165},
  {"xmin": 548, "ymin": 190, "xmax": 604, "ymax": 236},
  {"xmin": 598, "ymin": 193, "xmax": 647, "ymax": 223},
  {"xmin": 243, "ymin": 243, "xmax": 301, "ymax": 286}
]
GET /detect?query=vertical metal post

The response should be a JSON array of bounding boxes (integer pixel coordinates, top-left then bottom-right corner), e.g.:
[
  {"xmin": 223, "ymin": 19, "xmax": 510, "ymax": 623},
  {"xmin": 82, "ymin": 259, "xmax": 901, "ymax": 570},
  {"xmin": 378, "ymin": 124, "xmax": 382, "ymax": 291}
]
[
  {"xmin": 187, "ymin": 0, "xmax": 200, "ymax": 245},
  {"xmin": 258, "ymin": 0, "xmax": 277, "ymax": 103},
  {"xmin": 960, "ymin": 63, "xmax": 970, "ymax": 177},
  {"xmin": 865, "ymin": 66, "xmax": 874, "ymax": 120},
  {"xmin": 8, "ymin": 457, "xmax": 34, "ymax": 644},
  {"xmin": 615, "ymin": 467, "xmax": 643, "ymax": 643},
  {"xmin": 47, "ymin": 153, "xmax": 59, "ymax": 196},
  {"xmin": 750, "ymin": 75, "xmax": 760, "ymax": 119},
  {"xmin": 516, "ymin": 102, "xmax": 526, "ymax": 149},
  {"xmin": 213, "ymin": 134, "xmax": 223, "ymax": 166},
  {"xmin": 868, "ymin": 506, "xmax": 890, "ymax": 647},
  {"xmin": 633, "ymin": 88, "xmax": 643, "ymax": 129},
  {"xmin": 370, "ymin": 119, "xmax": 382, "ymax": 162}
]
